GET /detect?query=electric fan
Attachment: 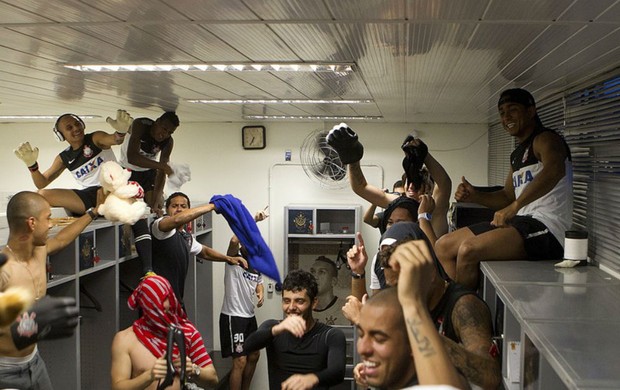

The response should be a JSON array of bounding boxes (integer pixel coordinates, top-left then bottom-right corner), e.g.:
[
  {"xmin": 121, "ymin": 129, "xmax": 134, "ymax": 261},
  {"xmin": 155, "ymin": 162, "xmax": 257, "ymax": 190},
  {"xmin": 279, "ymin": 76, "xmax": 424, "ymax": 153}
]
[{"xmin": 299, "ymin": 129, "xmax": 348, "ymax": 189}]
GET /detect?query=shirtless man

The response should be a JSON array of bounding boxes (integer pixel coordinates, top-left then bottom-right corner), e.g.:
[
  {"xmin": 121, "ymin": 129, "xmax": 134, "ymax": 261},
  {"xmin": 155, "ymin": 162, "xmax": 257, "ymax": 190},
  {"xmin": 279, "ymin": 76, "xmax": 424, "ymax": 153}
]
[
  {"xmin": 110, "ymin": 275, "xmax": 218, "ymax": 390},
  {"xmin": 0, "ymin": 191, "xmax": 98, "ymax": 389}
]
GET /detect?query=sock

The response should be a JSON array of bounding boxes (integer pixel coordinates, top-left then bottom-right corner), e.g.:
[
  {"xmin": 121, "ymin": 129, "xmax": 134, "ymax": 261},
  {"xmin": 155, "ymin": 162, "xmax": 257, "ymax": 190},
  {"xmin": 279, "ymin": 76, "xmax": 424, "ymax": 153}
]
[{"xmin": 131, "ymin": 218, "xmax": 153, "ymax": 274}]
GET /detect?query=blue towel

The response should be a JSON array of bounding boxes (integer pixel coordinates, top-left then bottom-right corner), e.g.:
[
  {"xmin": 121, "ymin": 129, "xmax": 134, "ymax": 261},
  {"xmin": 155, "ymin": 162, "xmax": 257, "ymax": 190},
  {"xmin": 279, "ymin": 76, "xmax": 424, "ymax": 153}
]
[{"xmin": 210, "ymin": 194, "xmax": 281, "ymax": 283}]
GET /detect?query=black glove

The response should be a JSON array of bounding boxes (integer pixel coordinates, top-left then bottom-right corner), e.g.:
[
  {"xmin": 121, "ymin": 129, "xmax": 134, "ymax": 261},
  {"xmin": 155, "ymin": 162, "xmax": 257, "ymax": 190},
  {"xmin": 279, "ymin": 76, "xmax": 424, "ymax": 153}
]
[
  {"xmin": 326, "ymin": 123, "xmax": 364, "ymax": 164},
  {"xmin": 10, "ymin": 295, "xmax": 79, "ymax": 350},
  {"xmin": 401, "ymin": 135, "xmax": 428, "ymax": 189}
]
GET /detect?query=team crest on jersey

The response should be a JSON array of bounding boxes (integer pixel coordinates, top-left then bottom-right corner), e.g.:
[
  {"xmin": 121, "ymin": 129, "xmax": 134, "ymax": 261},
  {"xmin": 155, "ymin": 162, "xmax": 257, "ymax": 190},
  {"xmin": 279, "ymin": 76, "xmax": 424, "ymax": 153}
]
[
  {"xmin": 235, "ymin": 343, "xmax": 244, "ymax": 353},
  {"xmin": 522, "ymin": 146, "xmax": 530, "ymax": 163},
  {"xmin": 83, "ymin": 144, "xmax": 94, "ymax": 158},
  {"xmin": 16, "ymin": 312, "xmax": 38, "ymax": 337}
]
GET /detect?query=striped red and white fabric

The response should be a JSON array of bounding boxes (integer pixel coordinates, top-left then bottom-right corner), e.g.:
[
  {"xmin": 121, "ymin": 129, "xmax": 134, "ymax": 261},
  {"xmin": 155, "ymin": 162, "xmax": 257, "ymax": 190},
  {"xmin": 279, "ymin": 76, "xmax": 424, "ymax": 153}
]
[{"xmin": 128, "ymin": 275, "xmax": 212, "ymax": 367}]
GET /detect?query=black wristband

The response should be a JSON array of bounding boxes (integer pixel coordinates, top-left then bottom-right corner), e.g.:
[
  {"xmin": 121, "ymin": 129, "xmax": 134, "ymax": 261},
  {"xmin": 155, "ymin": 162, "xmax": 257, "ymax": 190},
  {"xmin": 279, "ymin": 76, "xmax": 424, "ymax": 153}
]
[
  {"xmin": 351, "ymin": 271, "xmax": 365, "ymax": 279},
  {"xmin": 28, "ymin": 162, "xmax": 39, "ymax": 172},
  {"xmin": 86, "ymin": 207, "xmax": 98, "ymax": 220}
]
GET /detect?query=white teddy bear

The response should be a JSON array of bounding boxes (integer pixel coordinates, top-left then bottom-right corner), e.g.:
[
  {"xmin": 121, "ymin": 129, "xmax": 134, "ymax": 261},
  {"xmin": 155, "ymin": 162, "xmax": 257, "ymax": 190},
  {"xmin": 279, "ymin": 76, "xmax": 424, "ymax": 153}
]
[{"xmin": 98, "ymin": 161, "xmax": 149, "ymax": 225}]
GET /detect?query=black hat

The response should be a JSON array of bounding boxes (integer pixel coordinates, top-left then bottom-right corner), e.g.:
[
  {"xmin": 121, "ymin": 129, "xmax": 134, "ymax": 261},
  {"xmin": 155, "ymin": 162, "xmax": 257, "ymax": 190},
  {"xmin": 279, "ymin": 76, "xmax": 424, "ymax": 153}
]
[
  {"xmin": 498, "ymin": 88, "xmax": 536, "ymax": 107},
  {"xmin": 380, "ymin": 221, "xmax": 451, "ymax": 282}
]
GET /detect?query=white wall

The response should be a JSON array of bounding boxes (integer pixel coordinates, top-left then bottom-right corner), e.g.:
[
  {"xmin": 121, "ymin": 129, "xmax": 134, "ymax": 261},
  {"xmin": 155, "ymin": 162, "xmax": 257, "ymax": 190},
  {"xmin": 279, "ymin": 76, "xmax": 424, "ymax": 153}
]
[{"xmin": 0, "ymin": 120, "xmax": 488, "ymax": 387}]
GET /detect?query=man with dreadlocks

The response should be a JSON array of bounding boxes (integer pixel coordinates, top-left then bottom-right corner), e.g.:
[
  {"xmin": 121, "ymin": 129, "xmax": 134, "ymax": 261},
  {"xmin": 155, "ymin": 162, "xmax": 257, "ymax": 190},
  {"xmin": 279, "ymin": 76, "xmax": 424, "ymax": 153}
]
[{"xmin": 110, "ymin": 275, "xmax": 218, "ymax": 389}]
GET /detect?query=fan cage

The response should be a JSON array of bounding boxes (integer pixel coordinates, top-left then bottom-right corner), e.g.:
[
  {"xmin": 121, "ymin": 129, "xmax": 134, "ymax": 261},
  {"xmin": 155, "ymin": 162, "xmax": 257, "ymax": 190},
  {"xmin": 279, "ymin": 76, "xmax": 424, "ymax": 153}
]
[{"xmin": 299, "ymin": 130, "xmax": 348, "ymax": 189}]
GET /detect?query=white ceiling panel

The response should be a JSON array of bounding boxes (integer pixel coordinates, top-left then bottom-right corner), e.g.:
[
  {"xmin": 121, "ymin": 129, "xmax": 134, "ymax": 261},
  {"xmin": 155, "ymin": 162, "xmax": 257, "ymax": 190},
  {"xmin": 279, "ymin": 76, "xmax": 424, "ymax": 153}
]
[{"xmin": 0, "ymin": 0, "xmax": 618, "ymax": 125}]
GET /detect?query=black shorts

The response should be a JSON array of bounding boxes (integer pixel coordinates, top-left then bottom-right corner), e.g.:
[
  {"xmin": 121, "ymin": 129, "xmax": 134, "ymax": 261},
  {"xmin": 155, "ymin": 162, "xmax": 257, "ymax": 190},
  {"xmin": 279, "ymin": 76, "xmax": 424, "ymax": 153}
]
[
  {"xmin": 219, "ymin": 314, "xmax": 258, "ymax": 358},
  {"xmin": 468, "ymin": 215, "xmax": 564, "ymax": 260},
  {"xmin": 129, "ymin": 169, "xmax": 157, "ymax": 192},
  {"xmin": 72, "ymin": 186, "xmax": 100, "ymax": 210}
]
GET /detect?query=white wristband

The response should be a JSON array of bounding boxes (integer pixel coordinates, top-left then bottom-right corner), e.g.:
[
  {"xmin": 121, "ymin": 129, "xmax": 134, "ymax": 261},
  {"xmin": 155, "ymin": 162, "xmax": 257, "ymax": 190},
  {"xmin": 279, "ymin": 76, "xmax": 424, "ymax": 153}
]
[{"xmin": 418, "ymin": 212, "xmax": 432, "ymax": 221}]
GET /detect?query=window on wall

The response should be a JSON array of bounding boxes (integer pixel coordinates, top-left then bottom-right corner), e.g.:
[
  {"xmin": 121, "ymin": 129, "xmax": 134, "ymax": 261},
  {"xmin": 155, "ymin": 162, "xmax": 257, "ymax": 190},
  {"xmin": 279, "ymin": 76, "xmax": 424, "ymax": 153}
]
[{"xmin": 487, "ymin": 72, "xmax": 620, "ymax": 273}]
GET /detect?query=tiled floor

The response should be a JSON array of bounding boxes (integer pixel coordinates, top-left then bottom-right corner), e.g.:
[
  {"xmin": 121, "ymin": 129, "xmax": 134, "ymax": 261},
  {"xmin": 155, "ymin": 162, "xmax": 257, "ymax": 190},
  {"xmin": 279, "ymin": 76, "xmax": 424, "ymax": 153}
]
[{"xmin": 210, "ymin": 350, "xmax": 233, "ymax": 389}]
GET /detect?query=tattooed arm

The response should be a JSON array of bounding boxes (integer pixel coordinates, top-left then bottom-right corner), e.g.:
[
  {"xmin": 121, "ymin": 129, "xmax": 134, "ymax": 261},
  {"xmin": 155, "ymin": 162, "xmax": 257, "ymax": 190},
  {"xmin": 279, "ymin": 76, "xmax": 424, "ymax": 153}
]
[
  {"xmin": 348, "ymin": 162, "xmax": 397, "ymax": 209},
  {"xmin": 390, "ymin": 240, "xmax": 469, "ymax": 388},
  {"xmin": 444, "ymin": 295, "xmax": 501, "ymax": 389}
]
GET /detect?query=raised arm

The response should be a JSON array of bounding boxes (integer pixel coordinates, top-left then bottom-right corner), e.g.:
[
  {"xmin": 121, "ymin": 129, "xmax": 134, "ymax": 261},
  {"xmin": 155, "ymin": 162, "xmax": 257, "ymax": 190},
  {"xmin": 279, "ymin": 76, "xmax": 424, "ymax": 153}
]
[
  {"xmin": 423, "ymin": 151, "xmax": 452, "ymax": 237},
  {"xmin": 14, "ymin": 143, "xmax": 65, "ymax": 189},
  {"xmin": 347, "ymin": 232, "xmax": 370, "ymax": 301},
  {"xmin": 157, "ymin": 203, "xmax": 215, "ymax": 232},
  {"xmin": 390, "ymin": 240, "xmax": 469, "ymax": 389},
  {"xmin": 362, "ymin": 204, "xmax": 381, "ymax": 228},
  {"xmin": 47, "ymin": 210, "xmax": 97, "ymax": 255},
  {"xmin": 150, "ymin": 139, "xmax": 174, "ymax": 213},
  {"xmin": 197, "ymin": 245, "xmax": 247, "ymax": 268},
  {"xmin": 348, "ymin": 162, "xmax": 397, "ymax": 209}
]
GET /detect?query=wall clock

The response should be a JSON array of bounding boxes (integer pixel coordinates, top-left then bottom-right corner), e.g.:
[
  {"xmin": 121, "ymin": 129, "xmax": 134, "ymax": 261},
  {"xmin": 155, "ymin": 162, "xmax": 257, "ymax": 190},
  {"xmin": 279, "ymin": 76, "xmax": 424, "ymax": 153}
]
[{"xmin": 242, "ymin": 125, "xmax": 266, "ymax": 149}]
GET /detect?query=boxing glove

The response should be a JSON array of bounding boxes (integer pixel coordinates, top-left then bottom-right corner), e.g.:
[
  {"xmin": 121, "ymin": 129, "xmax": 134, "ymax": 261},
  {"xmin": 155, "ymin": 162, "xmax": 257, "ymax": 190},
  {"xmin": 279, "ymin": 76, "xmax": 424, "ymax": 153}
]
[
  {"xmin": 14, "ymin": 142, "xmax": 39, "ymax": 170},
  {"xmin": 106, "ymin": 109, "xmax": 133, "ymax": 134},
  {"xmin": 10, "ymin": 295, "xmax": 79, "ymax": 350},
  {"xmin": 326, "ymin": 123, "xmax": 364, "ymax": 164}
]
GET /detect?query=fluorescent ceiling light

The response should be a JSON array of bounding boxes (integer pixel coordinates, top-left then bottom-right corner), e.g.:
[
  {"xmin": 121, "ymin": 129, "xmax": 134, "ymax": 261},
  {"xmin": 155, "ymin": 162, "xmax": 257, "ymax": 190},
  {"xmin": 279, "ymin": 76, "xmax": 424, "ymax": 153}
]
[
  {"xmin": 188, "ymin": 99, "xmax": 373, "ymax": 104},
  {"xmin": 243, "ymin": 115, "xmax": 383, "ymax": 121},
  {"xmin": 0, "ymin": 115, "xmax": 101, "ymax": 120},
  {"xmin": 63, "ymin": 63, "xmax": 354, "ymax": 73}
]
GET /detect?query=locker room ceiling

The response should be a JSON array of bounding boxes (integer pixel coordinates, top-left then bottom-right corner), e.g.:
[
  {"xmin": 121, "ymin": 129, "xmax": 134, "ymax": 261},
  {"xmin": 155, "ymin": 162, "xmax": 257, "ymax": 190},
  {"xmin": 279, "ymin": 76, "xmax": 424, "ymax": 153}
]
[{"xmin": 1, "ymin": 0, "xmax": 619, "ymax": 126}]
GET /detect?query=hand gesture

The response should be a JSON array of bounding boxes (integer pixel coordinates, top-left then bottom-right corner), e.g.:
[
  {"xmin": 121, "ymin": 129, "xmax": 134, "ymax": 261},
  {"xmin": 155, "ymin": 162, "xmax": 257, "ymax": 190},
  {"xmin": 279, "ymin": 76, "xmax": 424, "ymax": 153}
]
[
  {"xmin": 353, "ymin": 362, "xmax": 369, "ymax": 387},
  {"xmin": 491, "ymin": 202, "xmax": 519, "ymax": 227},
  {"xmin": 163, "ymin": 163, "xmax": 174, "ymax": 176},
  {"xmin": 257, "ymin": 290, "xmax": 264, "ymax": 307},
  {"xmin": 254, "ymin": 206, "xmax": 269, "ymax": 222},
  {"xmin": 149, "ymin": 355, "xmax": 168, "ymax": 382},
  {"xmin": 106, "ymin": 109, "xmax": 133, "ymax": 134},
  {"xmin": 346, "ymin": 232, "xmax": 368, "ymax": 275},
  {"xmin": 326, "ymin": 123, "xmax": 364, "ymax": 164},
  {"xmin": 274, "ymin": 315, "xmax": 306, "ymax": 338},
  {"xmin": 281, "ymin": 373, "xmax": 319, "ymax": 390},
  {"xmin": 388, "ymin": 240, "xmax": 435, "ymax": 306},
  {"xmin": 341, "ymin": 294, "xmax": 366, "ymax": 324},
  {"xmin": 417, "ymin": 194, "xmax": 435, "ymax": 214},
  {"xmin": 228, "ymin": 256, "xmax": 248, "ymax": 269},
  {"xmin": 454, "ymin": 176, "xmax": 476, "ymax": 202},
  {"xmin": 14, "ymin": 142, "xmax": 39, "ymax": 168}
]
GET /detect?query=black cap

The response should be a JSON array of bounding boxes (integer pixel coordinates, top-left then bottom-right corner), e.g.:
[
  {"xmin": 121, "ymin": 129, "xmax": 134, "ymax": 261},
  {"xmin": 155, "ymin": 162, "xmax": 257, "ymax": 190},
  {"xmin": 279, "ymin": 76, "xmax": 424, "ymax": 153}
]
[
  {"xmin": 498, "ymin": 88, "xmax": 536, "ymax": 108},
  {"xmin": 379, "ymin": 221, "xmax": 452, "ymax": 282}
]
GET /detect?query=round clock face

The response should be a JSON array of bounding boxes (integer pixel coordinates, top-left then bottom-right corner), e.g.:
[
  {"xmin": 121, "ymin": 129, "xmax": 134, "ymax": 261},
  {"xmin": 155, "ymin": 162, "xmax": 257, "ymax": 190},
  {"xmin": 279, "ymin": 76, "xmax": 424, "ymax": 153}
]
[{"xmin": 242, "ymin": 126, "xmax": 265, "ymax": 149}]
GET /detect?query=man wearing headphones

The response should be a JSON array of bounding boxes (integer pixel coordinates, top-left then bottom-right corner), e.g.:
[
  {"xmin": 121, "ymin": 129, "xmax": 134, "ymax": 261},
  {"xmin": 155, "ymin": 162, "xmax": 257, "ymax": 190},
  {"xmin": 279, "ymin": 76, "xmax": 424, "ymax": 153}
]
[
  {"xmin": 14, "ymin": 111, "xmax": 129, "ymax": 215},
  {"xmin": 13, "ymin": 111, "xmax": 156, "ymax": 275}
]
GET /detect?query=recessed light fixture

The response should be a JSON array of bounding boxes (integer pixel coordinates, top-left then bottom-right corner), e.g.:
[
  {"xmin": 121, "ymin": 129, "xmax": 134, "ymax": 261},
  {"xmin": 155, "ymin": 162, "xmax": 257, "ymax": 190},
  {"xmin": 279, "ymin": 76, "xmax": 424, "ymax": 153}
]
[
  {"xmin": 188, "ymin": 99, "xmax": 373, "ymax": 104},
  {"xmin": 0, "ymin": 115, "xmax": 101, "ymax": 120},
  {"xmin": 243, "ymin": 115, "xmax": 383, "ymax": 121},
  {"xmin": 63, "ymin": 63, "xmax": 355, "ymax": 73}
]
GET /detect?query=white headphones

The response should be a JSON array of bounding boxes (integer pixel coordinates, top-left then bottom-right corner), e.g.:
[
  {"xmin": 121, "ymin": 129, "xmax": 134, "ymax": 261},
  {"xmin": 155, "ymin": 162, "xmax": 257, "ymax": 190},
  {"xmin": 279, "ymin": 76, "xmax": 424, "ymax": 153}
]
[{"xmin": 53, "ymin": 113, "xmax": 85, "ymax": 141}]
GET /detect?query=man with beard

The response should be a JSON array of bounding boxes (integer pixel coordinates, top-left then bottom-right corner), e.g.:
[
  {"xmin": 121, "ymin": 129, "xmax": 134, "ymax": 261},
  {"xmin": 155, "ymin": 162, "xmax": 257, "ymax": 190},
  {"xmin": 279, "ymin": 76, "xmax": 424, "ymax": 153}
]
[{"xmin": 245, "ymin": 269, "xmax": 346, "ymax": 390}]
